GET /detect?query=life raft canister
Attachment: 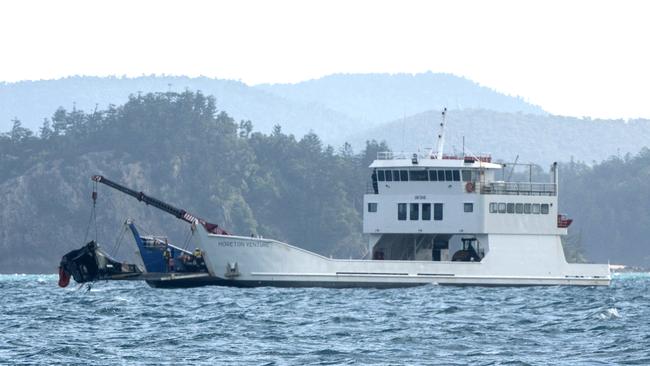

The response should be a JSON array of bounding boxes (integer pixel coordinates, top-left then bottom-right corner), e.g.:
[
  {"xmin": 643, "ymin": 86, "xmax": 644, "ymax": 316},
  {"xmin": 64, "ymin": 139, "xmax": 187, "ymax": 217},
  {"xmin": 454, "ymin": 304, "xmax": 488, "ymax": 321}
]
[{"xmin": 465, "ymin": 182, "xmax": 475, "ymax": 193}]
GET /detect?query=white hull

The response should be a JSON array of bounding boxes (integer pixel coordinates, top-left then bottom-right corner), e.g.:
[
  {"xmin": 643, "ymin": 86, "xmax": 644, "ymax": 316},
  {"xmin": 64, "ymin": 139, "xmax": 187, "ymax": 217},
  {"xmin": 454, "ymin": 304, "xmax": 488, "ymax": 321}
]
[{"xmin": 194, "ymin": 227, "xmax": 610, "ymax": 287}]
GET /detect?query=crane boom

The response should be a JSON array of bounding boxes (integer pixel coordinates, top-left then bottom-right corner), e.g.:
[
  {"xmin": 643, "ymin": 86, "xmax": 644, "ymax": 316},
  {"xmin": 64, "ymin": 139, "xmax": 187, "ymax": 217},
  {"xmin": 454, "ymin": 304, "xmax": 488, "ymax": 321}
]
[{"xmin": 91, "ymin": 175, "xmax": 228, "ymax": 235}]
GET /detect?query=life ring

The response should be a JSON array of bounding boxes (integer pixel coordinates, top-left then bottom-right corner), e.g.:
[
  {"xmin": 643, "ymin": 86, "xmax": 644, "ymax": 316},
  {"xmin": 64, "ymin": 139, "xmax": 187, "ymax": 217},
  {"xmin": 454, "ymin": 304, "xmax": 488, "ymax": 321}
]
[{"xmin": 465, "ymin": 182, "xmax": 475, "ymax": 193}]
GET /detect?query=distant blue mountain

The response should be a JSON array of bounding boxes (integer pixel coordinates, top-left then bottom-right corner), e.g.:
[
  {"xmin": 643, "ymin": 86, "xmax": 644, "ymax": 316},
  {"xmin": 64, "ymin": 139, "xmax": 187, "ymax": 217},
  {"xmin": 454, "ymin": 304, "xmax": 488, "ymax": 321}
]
[
  {"xmin": 4, "ymin": 73, "xmax": 647, "ymax": 165},
  {"xmin": 0, "ymin": 73, "xmax": 544, "ymax": 143},
  {"xmin": 256, "ymin": 72, "xmax": 546, "ymax": 125},
  {"xmin": 348, "ymin": 109, "xmax": 650, "ymax": 165}
]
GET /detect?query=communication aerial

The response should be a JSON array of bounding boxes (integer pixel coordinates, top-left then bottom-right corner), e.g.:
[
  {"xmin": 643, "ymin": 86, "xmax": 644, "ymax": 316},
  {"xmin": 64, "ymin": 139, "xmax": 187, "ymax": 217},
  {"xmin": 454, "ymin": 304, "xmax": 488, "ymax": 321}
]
[{"xmin": 435, "ymin": 107, "xmax": 447, "ymax": 159}]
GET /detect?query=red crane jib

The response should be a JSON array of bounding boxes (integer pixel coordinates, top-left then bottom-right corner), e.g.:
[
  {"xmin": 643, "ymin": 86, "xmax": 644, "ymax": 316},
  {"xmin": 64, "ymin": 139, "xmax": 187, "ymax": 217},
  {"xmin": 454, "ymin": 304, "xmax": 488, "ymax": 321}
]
[{"xmin": 91, "ymin": 175, "xmax": 229, "ymax": 235}]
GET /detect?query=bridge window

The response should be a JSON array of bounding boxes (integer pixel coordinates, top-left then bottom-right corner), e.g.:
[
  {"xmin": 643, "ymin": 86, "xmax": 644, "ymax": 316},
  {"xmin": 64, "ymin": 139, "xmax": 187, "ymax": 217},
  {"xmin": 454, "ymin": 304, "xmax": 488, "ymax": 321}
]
[
  {"xmin": 368, "ymin": 202, "xmax": 378, "ymax": 212},
  {"xmin": 445, "ymin": 170, "xmax": 453, "ymax": 181},
  {"xmin": 377, "ymin": 170, "xmax": 385, "ymax": 181},
  {"xmin": 541, "ymin": 203, "xmax": 549, "ymax": 214},
  {"xmin": 507, "ymin": 203, "xmax": 515, "ymax": 213},
  {"xmin": 516, "ymin": 203, "xmax": 524, "ymax": 214},
  {"xmin": 398, "ymin": 203, "xmax": 407, "ymax": 220},
  {"xmin": 464, "ymin": 203, "xmax": 474, "ymax": 212},
  {"xmin": 393, "ymin": 170, "xmax": 400, "ymax": 181},
  {"xmin": 524, "ymin": 203, "xmax": 532, "ymax": 214},
  {"xmin": 410, "ymin": 170, "xmax": 428, "ymax": 181},
  {"xmin": 429, "ymin": 170, "xmax": 438, "ymax": 181},
  {"xmin": 462, "ymin": 170, "xmax": 471, "ymax": 182},
  {"xmin": 422, "ymin": 203, "xmax": 431, "ymax": 220},
  {"xmin": 498, "ymin": 202, "xmax": 507, "ymax": 213},
  {"xmin": 400, "ymin": 170, "xmax": 409, "ymax": 181},
  {"xmin": 532, "ymin": 204, "xmax": 541, "ymax": 214},
  {"xmin": 437, "ymin": 170, "xmax": 445, "ymax": 181},
  {"xmin": 453, "ymin": 170, "xmax": 461, "ymax": 181},
  {"xmin": 410, "ymin": 203, "xmax": 419, "ymax": 220},
  {"xmin": 434, "ymin": 203, "xmax": 443, "ymax": 220},
  {"xmin": 385, "ymin": 170, "xmax": 393, "ymax": 181},
  {"xmin": 489, "ymin": 202, "xmax": 498, "ymax": 213}
]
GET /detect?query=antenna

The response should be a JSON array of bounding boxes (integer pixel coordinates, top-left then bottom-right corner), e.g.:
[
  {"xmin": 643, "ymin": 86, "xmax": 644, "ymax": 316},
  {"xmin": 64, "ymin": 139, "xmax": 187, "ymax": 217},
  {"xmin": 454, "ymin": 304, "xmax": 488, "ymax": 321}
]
[
  {"xmin": 506, "ymin": 155, "xmax": 519, "ymax": 181},
  {"xmin": 436, "ymin": 107, "xmax": 447, "ymax": 160},
  {"xmin": 401, "ymin": 111, "xmax": 406, "ymax": 151}
]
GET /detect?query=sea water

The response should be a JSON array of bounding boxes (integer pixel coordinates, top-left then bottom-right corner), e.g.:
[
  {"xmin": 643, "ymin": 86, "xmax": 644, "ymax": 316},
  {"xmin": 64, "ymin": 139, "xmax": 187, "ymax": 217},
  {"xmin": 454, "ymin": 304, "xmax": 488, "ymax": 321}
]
[{"xmin": 1, "ymin": 273, "xmax": 649, "ymax": 365}]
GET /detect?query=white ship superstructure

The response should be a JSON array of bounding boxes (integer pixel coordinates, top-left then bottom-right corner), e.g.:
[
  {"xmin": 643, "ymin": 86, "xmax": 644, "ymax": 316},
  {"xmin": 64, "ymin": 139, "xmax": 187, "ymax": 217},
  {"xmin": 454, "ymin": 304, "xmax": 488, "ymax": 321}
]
[{"xmin": 193, "ymin": 111, "xmax": 610, "ymax": 287}]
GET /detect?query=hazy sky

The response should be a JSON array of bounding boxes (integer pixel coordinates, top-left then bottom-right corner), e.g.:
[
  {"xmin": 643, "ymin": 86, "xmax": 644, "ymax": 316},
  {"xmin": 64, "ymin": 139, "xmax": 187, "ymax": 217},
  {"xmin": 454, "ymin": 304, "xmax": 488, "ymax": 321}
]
[{"xmin": 1, "ymin": 0, "xmax": 648, "ymax": 119}]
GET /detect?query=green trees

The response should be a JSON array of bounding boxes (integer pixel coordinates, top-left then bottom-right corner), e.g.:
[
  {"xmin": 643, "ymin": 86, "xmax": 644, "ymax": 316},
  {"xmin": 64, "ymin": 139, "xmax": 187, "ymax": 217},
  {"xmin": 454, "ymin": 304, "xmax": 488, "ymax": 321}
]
[
  {"xmin": 559, "ymin": 149, "xmax": 650, "ymax": 266},
  {"xmin": 0, "ymin": 91, "xmax": 387, "ymax": 272}
]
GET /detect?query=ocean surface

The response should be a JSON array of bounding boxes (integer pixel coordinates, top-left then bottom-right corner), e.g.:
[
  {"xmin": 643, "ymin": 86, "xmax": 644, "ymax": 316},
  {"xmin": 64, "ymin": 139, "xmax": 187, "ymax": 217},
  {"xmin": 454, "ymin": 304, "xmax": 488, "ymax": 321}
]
[{"xmin": 1, "ymin": 273, "xmax": 649, "ymax": 365}]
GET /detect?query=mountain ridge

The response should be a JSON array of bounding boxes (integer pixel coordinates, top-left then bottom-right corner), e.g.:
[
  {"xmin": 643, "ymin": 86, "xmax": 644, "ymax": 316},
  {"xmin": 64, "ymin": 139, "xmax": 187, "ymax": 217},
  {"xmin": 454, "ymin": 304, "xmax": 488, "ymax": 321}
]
[{"xmin": 347, "ymin": 108, "xmax": 650, "ymax": 165}]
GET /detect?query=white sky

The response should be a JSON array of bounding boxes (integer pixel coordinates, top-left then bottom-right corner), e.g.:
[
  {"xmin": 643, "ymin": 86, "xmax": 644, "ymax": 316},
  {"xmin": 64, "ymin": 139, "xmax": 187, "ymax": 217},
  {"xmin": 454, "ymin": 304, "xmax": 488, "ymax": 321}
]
[{"xmin": 1, "ymin": 0, "xmax": 648, "ymax": 119}]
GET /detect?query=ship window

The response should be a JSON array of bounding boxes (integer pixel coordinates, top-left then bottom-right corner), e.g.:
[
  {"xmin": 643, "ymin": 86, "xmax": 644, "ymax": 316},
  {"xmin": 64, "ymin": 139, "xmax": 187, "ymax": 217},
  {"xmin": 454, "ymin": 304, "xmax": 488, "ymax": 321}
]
[
  {"xmin": 393, "ymin": 170, "xmax": 400, "ymax": 181},
  {"xmin": 400, "ymin": 170, "xmax": 409, "ymax": 181},
  {"xmin": 437, "ymin": 170, "xmax": 445, "ymax": 181},
  {"xmin": 429, "ymin": 170, "xmax": 438, "ymax": 181},
  {"xmin": 410, "ymin": 170, "xmax": 428, "ymax": 181},
  {"xmin": 368, "ymin": 202, "xmax": 377, "ymax": 212},
  {"xmin": 462, "ymin": 170, "xmax": 471, "ymax": 182},
  {"xmin": 410, "ymin": 203, "xmax": 419, "ymax": 220},
  {"xmin": 524, "ymin": 203, "xmax": 532, "ymax": 214},
  {"xmin": 532, "ymin": 204, "xmax": 541, "ymax": 214},
  {"xmin": 464, "ymin": 203, "xmax": 474, "ymax": 212},
  {"xmin": 541, "ymin": 204, "xmax": 549, "ymax": 214},
  {"xmin": 498, "ymin": 202, "xmax": 507, "ymax": 213},
  {"xmin": 445, "ymin": 170, "xmax": 453, "ymax": 181},
  {"xmin": 377, "ymin": 170, "xmax": 385, "ymax": 181},
  {"xmin": 453, "ymin": 170, "xmax": 461, "ymax": 181},
  {"xmin": 515, "ymin": 203, "xmax": 524, "ymax": 214},
  {"xmin": 398, "ymin": 203, "xmax": 407, "ymax": 220},
  {"xmin": 434, "ymin": 203, "xmax": 443, "ymax": 220},
  {"xmin": 507, "ymin": 203, "xmax": 515, "ymax": 213},
  {"xmin": 422, "ymin": 203, "xmax": 431, "ymax": 220},
  {"xmin": 385, "ymin": 170, "xmax": 393, "ymax": 181},
  {"xmin": 489, "ymin": 202, "xmax": 498, "ymax": 213}
]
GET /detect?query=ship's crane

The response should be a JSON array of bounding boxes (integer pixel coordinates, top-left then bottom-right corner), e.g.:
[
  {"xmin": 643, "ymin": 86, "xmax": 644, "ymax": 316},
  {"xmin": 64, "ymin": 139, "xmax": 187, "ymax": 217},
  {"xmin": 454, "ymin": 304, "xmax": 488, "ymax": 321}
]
[{"xmin": 91, "ymin": 175, "xmax": 228, "ymax": 235}]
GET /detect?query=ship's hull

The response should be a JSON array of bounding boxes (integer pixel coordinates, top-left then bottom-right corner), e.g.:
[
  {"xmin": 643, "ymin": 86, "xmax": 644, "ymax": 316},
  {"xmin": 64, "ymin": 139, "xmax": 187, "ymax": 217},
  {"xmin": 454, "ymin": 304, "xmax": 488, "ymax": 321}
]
[{"xmin": 194, "ymin": 227, "xmax": 611, "ymax": 287}]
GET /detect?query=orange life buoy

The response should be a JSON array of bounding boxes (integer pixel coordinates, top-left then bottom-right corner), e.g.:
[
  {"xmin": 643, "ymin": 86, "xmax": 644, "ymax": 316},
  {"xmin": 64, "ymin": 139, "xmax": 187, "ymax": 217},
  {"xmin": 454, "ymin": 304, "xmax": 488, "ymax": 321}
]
[{"xmin": 465, "ymin": 182, "xmax": 475, "ymax": 193}]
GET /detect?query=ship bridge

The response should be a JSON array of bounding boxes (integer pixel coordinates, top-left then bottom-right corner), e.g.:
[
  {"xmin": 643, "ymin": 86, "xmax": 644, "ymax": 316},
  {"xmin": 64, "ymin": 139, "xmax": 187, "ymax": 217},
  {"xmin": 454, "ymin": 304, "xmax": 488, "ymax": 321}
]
[{"xmin": 367, "ymin": 151, "xmax": 556, "ymax": 197}]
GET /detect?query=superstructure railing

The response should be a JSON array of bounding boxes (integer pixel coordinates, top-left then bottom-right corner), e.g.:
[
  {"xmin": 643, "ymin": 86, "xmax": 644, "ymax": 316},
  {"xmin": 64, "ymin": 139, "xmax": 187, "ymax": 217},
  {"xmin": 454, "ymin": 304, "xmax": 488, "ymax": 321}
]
[
  {"xmin": 376, "ymin": 150, "xmax": 492, "ymax": 162},
  {"xmin": 478, "ymin": 181, "xmax": 556, "ymax": 196}
]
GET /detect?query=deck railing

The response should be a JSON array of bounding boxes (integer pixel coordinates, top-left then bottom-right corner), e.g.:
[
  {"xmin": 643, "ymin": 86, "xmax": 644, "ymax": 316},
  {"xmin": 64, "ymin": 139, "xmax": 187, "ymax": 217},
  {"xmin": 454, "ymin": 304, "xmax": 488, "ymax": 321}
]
[
  {"xmin": 376, "ymin": 151, "xmax": 491, "ymax": 162},
  {"xmin": 366, "ymin": 181, "xmax": 378, "ymax": 194},
  {"xmin": 479, "ymin": 181, "xmax": 556, "ymax": 196}
]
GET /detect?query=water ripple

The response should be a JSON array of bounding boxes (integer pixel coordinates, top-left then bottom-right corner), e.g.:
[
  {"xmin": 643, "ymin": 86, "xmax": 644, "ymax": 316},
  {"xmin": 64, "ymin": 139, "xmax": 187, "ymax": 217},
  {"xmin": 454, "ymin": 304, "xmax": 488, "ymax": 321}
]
[{"xmin": 0, "ymin": 273, "xmax": 649, "ymax": 364}]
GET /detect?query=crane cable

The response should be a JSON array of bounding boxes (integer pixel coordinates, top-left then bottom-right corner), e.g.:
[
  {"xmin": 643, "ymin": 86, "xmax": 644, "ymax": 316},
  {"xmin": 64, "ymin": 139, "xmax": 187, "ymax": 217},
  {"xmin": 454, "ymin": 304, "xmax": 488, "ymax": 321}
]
[
  {"xmin": 82, "ymin": 181, "xmax": 99, "ymax": 245},
  {"xmin": 181, "ymin": 228, "xmax": 194, "ymax": 251},
  {"xmin": 109, "ymin": 225, "xmax": 127, "ymax": 258}
]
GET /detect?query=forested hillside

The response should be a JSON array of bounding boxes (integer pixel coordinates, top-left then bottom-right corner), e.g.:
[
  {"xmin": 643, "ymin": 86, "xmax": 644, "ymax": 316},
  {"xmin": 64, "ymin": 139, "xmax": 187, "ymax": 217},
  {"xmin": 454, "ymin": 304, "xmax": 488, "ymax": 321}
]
[
  {"xmin": 0, "ymin": 91, "xmax": 386, "ymax": 273},
  {"xmin": 0, "ymin": 76, "xmax": 355, "ymax": 141},
  {"xmin": 560, "ymin": 151, "xmax": 650, "ymax": 266},
  {"xmin": 1, "ymin": 91, "xmax": 649, "ymax": 273}
]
